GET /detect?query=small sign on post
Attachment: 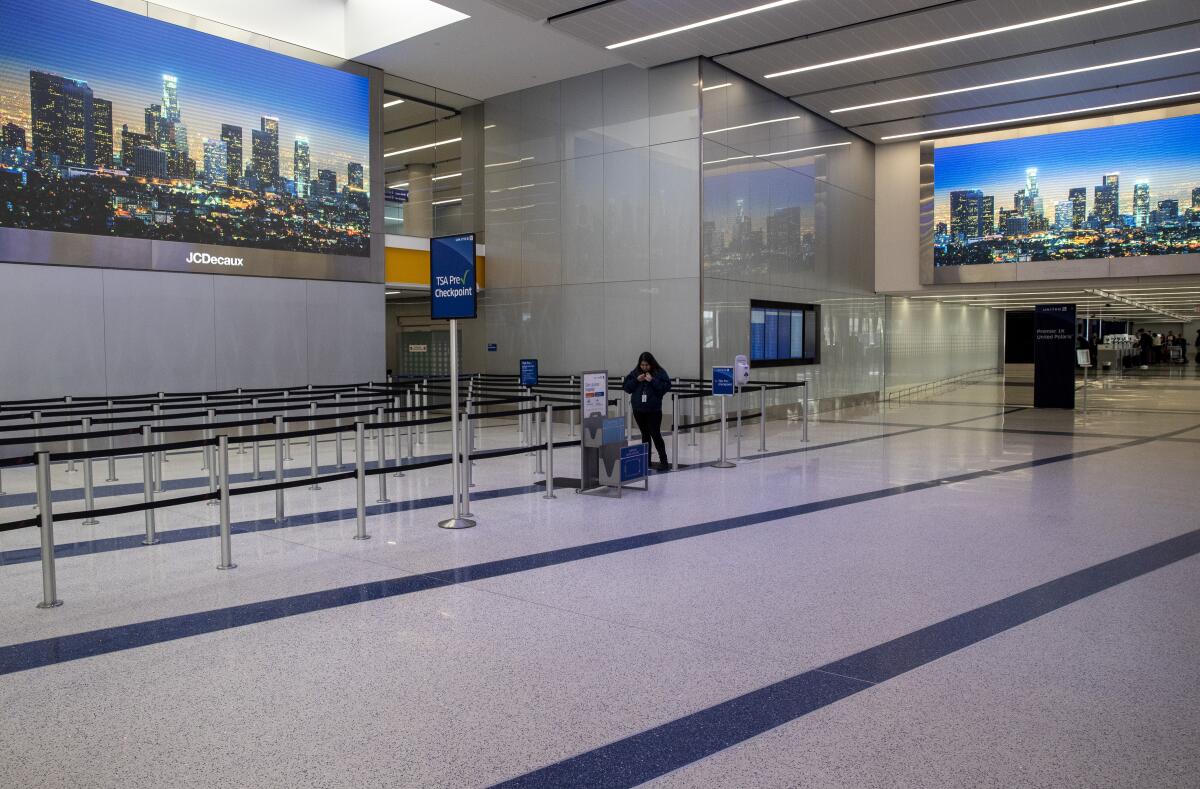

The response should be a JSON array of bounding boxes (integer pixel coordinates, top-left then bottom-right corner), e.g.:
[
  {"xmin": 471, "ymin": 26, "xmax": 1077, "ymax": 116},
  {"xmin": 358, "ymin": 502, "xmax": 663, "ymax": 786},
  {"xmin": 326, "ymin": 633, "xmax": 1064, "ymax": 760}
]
[
  {"xmin": 712, "ymin": 366, "xmax": 734, "ymax": 396},
  {"xmin": 520, "ymin": 358, "xmax": 539, "ymax": 387}
]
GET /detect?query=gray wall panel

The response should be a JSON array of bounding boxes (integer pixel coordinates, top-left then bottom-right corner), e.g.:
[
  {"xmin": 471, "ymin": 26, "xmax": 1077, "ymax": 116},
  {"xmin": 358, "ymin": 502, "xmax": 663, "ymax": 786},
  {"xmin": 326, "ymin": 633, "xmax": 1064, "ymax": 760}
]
[
  {"xmin": 102, "ymin": 268, "xmax": 217, "ymax": 395},
  {"xmin": 213, "ymin": 276, "xmax": 309, "ymax": 389},
  {"xmin": 0, "ymin": 263, "xmax": 107, "ymax": 400}
]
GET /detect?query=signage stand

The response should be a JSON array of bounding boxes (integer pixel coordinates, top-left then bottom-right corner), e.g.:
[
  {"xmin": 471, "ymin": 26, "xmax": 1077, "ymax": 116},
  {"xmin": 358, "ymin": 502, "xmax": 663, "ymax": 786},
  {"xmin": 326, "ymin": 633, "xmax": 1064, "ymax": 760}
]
[
  {"xmin": 430, "ymin": 233, "xmax": 477, "ymax": 530},
  {"xmin": 711, "ymin": 366, "xmax": 735, "ymax": 468},
  {"xmin": 577, "ymin": 370, "xmax": 643, "ymax": 497}
]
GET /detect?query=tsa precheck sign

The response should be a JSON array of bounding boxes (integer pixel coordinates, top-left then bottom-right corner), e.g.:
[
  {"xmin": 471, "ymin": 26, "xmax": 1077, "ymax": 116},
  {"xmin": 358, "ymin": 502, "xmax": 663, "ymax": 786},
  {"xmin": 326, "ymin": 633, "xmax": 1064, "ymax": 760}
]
[{"xmin": 430, "ymin": 233, "xmax": 477, "ymax": 320}]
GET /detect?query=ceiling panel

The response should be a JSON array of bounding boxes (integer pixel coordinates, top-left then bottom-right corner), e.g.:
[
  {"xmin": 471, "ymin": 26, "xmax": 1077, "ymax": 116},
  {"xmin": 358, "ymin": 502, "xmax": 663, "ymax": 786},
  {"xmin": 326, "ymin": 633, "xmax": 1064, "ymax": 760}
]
[{"xmin": 851, "ymin": 73, "xmax": 1200, "ymax": 140}]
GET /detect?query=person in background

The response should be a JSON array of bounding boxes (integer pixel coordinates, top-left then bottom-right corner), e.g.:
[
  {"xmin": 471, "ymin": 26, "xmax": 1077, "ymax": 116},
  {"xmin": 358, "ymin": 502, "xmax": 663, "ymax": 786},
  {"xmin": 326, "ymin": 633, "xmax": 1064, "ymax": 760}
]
[
  {"xmin": 623, "ymin": 351, "xmax": 672, "ymax": 471},
  {"xmin": 1137, "ymin": 329, "xmax": 1153, "ymax": 366}
]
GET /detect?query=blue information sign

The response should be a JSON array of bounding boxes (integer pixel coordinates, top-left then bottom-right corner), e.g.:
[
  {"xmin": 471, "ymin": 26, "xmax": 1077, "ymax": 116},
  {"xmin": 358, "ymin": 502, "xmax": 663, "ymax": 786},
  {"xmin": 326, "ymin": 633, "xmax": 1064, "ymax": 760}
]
[
  {"xmin": 520, "ymin": 358, "xmax": 538, "ymax": 387},
  {"xmin": 712, "ymin": 366, "xmax": 734, "ymax": 396},
  {"xmin": 487, "ymin": 343, "xmax": 497, "ymax": 352},
  {"xmin": 621, "ymin": 443, "xmax": 648, "ymax": 482},
  {"xmin": 430, "ymin": 233, "xmax": 477, "ymax": 320}
]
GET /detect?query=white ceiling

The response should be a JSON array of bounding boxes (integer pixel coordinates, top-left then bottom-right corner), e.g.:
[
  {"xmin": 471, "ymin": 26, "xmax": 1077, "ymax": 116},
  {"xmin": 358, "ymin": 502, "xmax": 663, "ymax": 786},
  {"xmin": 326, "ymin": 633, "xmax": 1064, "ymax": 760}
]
[
  {"xmin": 902, "ymin": 280, "xmax": 1200, "ymax": 322},
  {"xmin": 490, "ymin": 0, "xmax": 1200, "ymax": 142}
]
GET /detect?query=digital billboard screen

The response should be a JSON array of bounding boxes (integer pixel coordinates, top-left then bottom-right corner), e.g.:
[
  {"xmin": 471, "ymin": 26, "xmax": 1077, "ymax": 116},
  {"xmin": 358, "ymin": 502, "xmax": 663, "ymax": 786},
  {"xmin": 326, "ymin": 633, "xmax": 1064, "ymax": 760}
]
[
  {"xmin": 932, "ymin": 113, "xmax": 1200, "ymax": 268},
  {"xmin": 0, "ymin": 0, "xmax": 371, "ymax": 260}
]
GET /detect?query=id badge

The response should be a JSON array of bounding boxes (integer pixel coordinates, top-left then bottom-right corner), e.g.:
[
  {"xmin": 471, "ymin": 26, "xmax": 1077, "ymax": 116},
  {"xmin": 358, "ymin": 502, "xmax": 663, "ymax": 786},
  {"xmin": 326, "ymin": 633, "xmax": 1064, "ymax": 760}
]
[{"xmin": 641, "ymin": 394, "xmax": 647, "ymax": 403}]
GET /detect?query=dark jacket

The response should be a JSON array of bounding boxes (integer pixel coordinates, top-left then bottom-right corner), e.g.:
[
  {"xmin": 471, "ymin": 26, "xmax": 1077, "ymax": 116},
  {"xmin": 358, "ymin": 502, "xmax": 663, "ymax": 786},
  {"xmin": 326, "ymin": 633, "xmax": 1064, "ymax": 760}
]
[{"xmin": 623, "ymin": 367, "xmax": 672, "ymax": 412}]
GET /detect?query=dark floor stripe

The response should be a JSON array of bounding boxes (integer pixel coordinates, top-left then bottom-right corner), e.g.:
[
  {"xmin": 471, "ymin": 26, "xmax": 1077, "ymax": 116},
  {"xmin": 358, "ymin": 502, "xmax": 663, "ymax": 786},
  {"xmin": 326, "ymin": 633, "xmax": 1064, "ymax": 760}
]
[
  {"xmin": 1, "ymin": 421, "xmax": 1193, "ymax": 677},
  {"xmin": 489, "ymin": 528, "xmax": 1200, "ymax": 788}
]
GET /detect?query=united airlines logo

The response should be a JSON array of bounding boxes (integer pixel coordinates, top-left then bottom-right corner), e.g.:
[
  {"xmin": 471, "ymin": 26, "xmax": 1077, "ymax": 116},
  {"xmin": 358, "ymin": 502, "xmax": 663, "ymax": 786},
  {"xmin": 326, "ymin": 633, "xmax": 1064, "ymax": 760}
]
[{"xmin": 187, "ymin": 251, "xmax": 245, "ymax": 267}]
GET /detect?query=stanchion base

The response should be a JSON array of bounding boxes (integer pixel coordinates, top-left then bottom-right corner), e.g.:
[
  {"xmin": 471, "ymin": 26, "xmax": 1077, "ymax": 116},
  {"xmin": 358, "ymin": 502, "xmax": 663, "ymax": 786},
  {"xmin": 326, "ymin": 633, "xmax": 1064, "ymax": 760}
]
[
  {"xmin": 438, "ymin": 517, "xmax": 476, "ymax": 530},
  {"xmin": 353, "ymin": 534, "xmax": 372, "ymax": 540},
  {"xmin": 217, "ymin": 563, "xmax": 237, "ymax": 571},
  {"xmin": 392, "ymin": 472, "xmax": 405, "ymax": 478},
  {"xmin": 376, "ymin": 497, "xmax": 390, "ymax": 503},
  {"xmin": 711, "ymin": 460, "xmax": 736, "ymax": 469},
  {"xmin": 82, "ymin": 518, "xmax": 99, "ymax": 526},
  {"xmin": 36, "ymin": 599, "xmax": 63, "ymax": 609},
  {"xmin": 543, "ymin": 493, "xmax": 557, "ymax": 500},
  {"xmin": 309, "ymin": 484, "xmax": 322, "ymax": 491},
  {"xmin": 105, "ymin": 477, "xmax": 118, "ymax": 483},
  {"xmin": 461, "ymin": 510, "xmax": 476, "ymax": 518},
  {"xmin": 141, "ymin": 537, "xmax": 161, "ymax": 545}
]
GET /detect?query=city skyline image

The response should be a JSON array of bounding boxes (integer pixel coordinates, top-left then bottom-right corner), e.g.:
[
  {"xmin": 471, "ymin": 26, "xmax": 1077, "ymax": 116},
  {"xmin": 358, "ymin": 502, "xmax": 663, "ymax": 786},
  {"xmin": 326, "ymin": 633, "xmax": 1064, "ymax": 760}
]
[
  {"xmin": 0, "ymin": 0, "xmax": 371, "ymax": 256},
  {"xmin": 932, "ymin": 112, "xmax": 1200, "ymax": 267}
]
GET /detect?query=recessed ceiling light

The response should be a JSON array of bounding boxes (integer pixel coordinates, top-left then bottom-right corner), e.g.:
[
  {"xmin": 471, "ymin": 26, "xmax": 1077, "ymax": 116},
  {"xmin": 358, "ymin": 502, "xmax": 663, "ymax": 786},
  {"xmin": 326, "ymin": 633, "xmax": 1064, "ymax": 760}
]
[
  {"xmin": 383, "ymin": 98, "xmax": 405, "ymax": 108},
  {"xmin": 607, "ymin": 0, "xmax": 807, "ymax": 50},
  {"xmin": 765, "ymin": 0, "xmax": 1149, "ymax": 78},
  {"xmin": 831, "ymin": 47, "xmax": 1200, "ymax": 114},
  {"xmin": 879, "ymin": 89, "xmax": 1200, "ymax": 139},
  {"xmin": 384, "ymin": 136, "xmax": 462, "ymax": 156},
  {"xmin": 432, "ymin": 172, "xmax": 462, "ymax": 181},
  {"xmin": 702, "ymin": 82, "xmax": 733, "ymax": 92},
  {"xmin": 704, "ymin": 115, "xmax": 802, "ymax": 135}
]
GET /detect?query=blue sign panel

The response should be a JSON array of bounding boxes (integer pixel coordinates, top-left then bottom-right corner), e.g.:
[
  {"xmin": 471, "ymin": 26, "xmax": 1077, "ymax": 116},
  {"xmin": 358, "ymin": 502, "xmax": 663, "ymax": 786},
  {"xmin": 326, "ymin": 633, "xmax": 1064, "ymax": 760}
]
[
  {"xmin": 487, "ymin": 343, "xmax": 497, "ymax": 352},
  {"xmin": 520, "ymin": 358, "xmax": 538, "ymax": 387},
  {"xmin": 430, "ymin": 233, "xmax": 477, "ymax": 320},
  {"xmin": 601, "ymin": 417, "xmax": 625, "ymax": 445},
  {"xmin": 712, "ymin": 366, "xmax": 734, "ymax": 396},
  {"xmin": 384, "ymin": 188, "xmax": 409, "ymax": 204},
  {"xmin": 621, "ymin": 443, "xmax": 648, "ymax": 482}
]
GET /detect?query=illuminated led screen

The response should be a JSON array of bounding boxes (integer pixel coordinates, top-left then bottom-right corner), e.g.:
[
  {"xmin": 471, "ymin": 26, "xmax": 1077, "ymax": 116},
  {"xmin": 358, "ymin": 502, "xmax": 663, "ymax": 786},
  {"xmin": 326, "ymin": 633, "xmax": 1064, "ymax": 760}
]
[
  {"xmin": 932, "ymin": 113, "xmax": 1200, "ymax": 267},
  {"xmin": 749, "ymin": 300, "xmax": 819, "ymax": 366},
  {"xmin": 0, "ymin": 0, "xmax": 370, "ymax": 257}
]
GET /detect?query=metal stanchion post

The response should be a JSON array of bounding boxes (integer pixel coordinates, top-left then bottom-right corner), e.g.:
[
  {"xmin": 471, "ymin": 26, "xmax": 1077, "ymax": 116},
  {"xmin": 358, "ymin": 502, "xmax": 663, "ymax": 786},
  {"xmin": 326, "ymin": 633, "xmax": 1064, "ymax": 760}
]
[
  {"xmin": 438, "ymin": 325, "xmax": 473, "ymax": 530},
  {"xmin": 406, "ymin": 389, "xmax": 415, "ymax": 459},
  {"xmin": 759, "ymin": 385, "xmax": 767, "ymax": 452},
  {"xmin": 689, "ymin": 395, "xmax": 698, "ymax": 447},
  {"xmin": 622, "ymin": 395, "xmax": 630, "ymax": 440},
  {"xmin": 308, "ymin": 402, "xmax": 320, "ymax": 490},
  {"xmin": 32, "ymin": 410, "xmax": 42, "ymax": 455},
  {"xmin": 671, "ymin": 393, "xmax": 679, "ymax": 471},
  {"xmin": 534, "ymin": 396, "xmax": 544, "ymax": 475},
  {"xmin": 377, "ymin": 416, "xmax": 390, "ymax": 503},
  {"xmin": 801, "ymin": 388, "xmax": 809, "ymax": 442},
  {"xmin": 105, "ymin": 400, "xmax": 117, "ymax": 482},
  {"xmin": 421, "ymin": 378, "xmax": 428, "ymax": 445},
  {"xmin": 251, "ymin": 399, "xmax": 261, "ymax": 480},
  {"xmin": 354, "ymin": 422, "xmax": 369, "ymax": 540},
  {"xmin": 81, "ymin": 417, "xmax": 98, "ymax": 525},
  {"xmin": 34, "ymin": 452, "xmax": 62, "ymax": 609},
  {"xmin": 274, "ymin": 415, "xmax": 285, "ymax": 523},
  {"xmin": 713, "ymin": 397, "xmax": 735, "ymax": 468},
  {"xmin": 141, "ymin": 425, "xmax": 159, "ymax": 545},
  {"xmin": 543, "ymin": 404, "xmax": 556, "ymax": 499},
  {"xmin": 217, "ymin": 435, "xmax": 236, "ymax": 570},
  {"xmin": 568, "ymin": 403, "xmax": 576, "ymax": 437},
  {"xmin": 460, "ymin": 413, "xmax": 474, "ymax": 517},
  {"xmin": 392, "ymin": 396, "xmax": 404, "ymax": 477},
  {"xmin": 205, "ymin": 408, "xmax": 217, "ymax": 504},
  {"xmin": 735, "ymin": 387, "xmax": 743, "ymax": 460},
  {"xmin": 465, "ymin": 402, "xmax": 475, "ymax": 488},
  {"xmin": 334, "ymin": 393, "xmax": 344, "ymax": 467}
]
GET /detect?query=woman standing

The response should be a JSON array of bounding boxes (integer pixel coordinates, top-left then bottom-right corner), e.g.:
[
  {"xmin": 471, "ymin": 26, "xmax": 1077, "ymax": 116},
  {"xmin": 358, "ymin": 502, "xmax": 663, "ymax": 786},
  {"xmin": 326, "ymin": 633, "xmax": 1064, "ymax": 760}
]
[{"xmin": 623, "ymin": 351, "xmax": 672, "ymax": 471}]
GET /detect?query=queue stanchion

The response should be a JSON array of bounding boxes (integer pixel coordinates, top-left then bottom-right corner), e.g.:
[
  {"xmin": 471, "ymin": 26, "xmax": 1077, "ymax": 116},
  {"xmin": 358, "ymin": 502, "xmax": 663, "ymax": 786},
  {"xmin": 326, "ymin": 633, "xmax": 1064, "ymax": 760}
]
[
  {"xmin": 466, "ymin": 399, "xmax": 476, "ymax": 487},
  {"xmin": 759, "ymin": 385, "xmax": 767, "ymax": 452},
  {"xmin": 273, "ymin": 415, "xmax": 285, "ymax": 523},
  {"xmin": 543, "ymin": 403, "xmax": 556, "ymax": 499},
  {"xmin": 216, "ymin": 435, "xmax": 236, "ymax": 570},
  {"xmin": 34, "ymin": 451, "xmax": 63, "ymax": 609},
  {"xmin": 65, "ymin": 400, "xmax": 76, "ymax": 474},
  {"xmin": 153, "ymin": 404, "xmax": 164, "ymax": 492},
  {"xmin": 0, "ymin": 467, "xmax": 4, "ymax": 496},
  {"xmin": 284, "ymin": 392, "xmax": 293, "ymax": 460},
  {"xmin": 534, "ymin": 396, "xmax": 544, "ymax": 475},
  {"xmin": 140, "ymin": 425, "xmax": 160, "ymax": 545},
  {"xmin": 308, "ymin": 402, "xmax": 320, "ymax": 490},
  {"xmin": 235, "ymin": 397, "xmax": 246, "ymax": 455},
  {"xmin": 199, "ymin": 400, "xmax": 209, "ymax": 470},
  {"xmin": 353, "ymin": 421, "xmax": 369, "ymax": 540},
  {"xmin": 32, "ymin": 410, "xmax": 42, "ymax": 455},
  {"xmin": 105, "ymin": 400, "xmax": 118, "ymax": 482},
  {"xmin": 81, "ymin": 417, "xmax": 98, "ymax": 525},
  {"xmin": 460, "ymin": 412, "xmax": 474, "ymax": 517},
  {"xmin": 568, "ymin": 402, "xmax": 576, "ymax": 438},
  {"xmin": 712, "ymin": 375, "xmax": 735, "ymax": 469},
  {"xmin": 251, "ymin": 399, "xmax": 261, "ymax": 480},
  {"xmin": 377, "ymin": 415, "xmax": 390, "ymax": 504},
  {"xmin": 671, "ymin": 393, "xmax": 679, "ymax": 472},
  {"xmin": 735, "ymin": 386, "xmax": 742, "ymax": 460},
  {"xmin": 406, "ymin": 390, "xmax": 415, "ymax": 459},
  {"xmin": 205, "ymin": 408, "xmax": 217, "ymax": 503},
  {"xmin": 420, "ymin": 378, "xmax": 428, "ymax": 446},
  {"xmin": 392, "ymin": 396, "xmax": 404, "ymax": 478},
  {"xmin": 801, "ymin": 386, "xmax": 809, "ymax": 442},
  {"xmin": 688, "ymin": 394, "xmax": 698, "ymax": 447},
  {"xmin": 334, "ymin": 393, "xmax": 344, "ymax": 467}
]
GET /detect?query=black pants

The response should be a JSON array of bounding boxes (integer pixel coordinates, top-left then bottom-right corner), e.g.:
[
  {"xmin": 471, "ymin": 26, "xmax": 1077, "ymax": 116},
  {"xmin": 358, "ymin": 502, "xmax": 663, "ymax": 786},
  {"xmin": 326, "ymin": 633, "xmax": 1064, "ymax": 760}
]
[{"xmin": 632, "ymin": 409, "xmax": 668, "ymax": 464}]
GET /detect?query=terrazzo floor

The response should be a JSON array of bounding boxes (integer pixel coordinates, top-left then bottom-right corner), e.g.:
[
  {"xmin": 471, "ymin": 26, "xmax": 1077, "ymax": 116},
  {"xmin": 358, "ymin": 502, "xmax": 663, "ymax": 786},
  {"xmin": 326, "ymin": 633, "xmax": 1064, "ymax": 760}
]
[{"xmin": 1, "ymin": 375, "xmax": 1198, "ymax": 788}]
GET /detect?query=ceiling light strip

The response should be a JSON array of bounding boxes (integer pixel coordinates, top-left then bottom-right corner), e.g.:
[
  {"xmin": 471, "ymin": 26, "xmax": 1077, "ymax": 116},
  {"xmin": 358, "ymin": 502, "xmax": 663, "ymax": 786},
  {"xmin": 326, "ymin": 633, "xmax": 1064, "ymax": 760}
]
[
  {"xmin": 704, "ymin": 115, "xmax": 802, "ymax": 135},
  {"xmin": 607, "ymin": 0, "xmax": 806, "ymax": 50},
  {"xmin": 879, "ymin": 89, "xmax": 1200, "ymax": 140},
  {"xmin": 384, "ymin": 136, "xmax": 462, "ymax": 157},
  {"xmin": 702, "ymin": 82, "xmax": 733, "ymax": 92},
  {"xmin": 703, "ymin": 141, "xmax": 851, "ymax": 166},
  {"xmin": 830, "ymin": 47, "xmax": 1200, "ymax": 113},
  {"xmin": 383, "ymin": 99, "xmax": 405, "ymax": 108},
  {"xmin": 764, "ymin": 0, "xmax": 1149, "ymax": 78}
]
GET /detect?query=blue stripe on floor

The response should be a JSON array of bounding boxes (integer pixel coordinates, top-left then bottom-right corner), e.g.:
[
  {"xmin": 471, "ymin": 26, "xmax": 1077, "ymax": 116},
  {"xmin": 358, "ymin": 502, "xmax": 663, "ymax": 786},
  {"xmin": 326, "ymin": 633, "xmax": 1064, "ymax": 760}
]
[
  {"xmin": 0, "ymin": 421, "xmax": 1192, "ymax": 677},
  {"xmin": 489, "ymin": 527, "xmax": 1200, "ymax": 788}
]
